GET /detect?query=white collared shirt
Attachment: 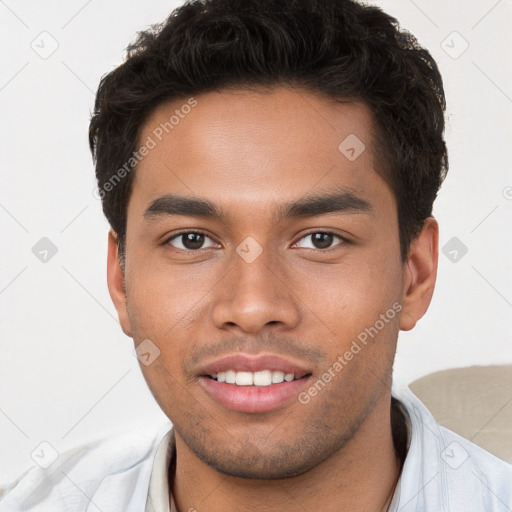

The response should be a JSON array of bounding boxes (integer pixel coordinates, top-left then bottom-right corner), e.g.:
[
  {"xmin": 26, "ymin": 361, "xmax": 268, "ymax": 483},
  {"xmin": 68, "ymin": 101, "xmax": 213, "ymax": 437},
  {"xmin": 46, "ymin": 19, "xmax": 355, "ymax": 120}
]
[{"xmin": 2, "ymin": 385, "xmax": 511, "ymax": 511}]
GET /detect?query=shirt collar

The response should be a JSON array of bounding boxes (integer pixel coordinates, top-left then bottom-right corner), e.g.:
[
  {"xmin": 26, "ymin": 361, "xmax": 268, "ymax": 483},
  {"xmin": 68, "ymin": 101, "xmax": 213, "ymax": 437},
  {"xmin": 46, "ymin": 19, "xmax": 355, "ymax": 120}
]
[{"xmin": 145, "ymin": 428, "xmax": 176, "ymax": 512}]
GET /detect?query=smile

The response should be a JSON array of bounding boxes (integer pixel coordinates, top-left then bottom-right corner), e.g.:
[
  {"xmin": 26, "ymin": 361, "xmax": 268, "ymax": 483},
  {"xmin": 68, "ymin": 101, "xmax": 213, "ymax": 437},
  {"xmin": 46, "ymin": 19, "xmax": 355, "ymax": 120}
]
[{"xmin": 210, "ymin": 370, "xmax": 301, "ymax": 386}]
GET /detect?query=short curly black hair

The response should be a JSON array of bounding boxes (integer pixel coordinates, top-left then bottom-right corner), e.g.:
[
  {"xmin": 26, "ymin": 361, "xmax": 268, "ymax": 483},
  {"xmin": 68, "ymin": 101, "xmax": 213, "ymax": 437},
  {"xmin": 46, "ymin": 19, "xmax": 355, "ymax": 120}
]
[{"xmin": 89, "ymin": 0, "xmax": 448, "ymax": 261}]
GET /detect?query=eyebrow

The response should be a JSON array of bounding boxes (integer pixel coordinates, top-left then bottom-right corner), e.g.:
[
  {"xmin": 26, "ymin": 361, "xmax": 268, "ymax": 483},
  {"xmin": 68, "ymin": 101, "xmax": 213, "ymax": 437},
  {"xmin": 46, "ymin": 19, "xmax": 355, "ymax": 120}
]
[{"xmin": 143, "ymin": 189, "xmax": 373, "ymax": 223}]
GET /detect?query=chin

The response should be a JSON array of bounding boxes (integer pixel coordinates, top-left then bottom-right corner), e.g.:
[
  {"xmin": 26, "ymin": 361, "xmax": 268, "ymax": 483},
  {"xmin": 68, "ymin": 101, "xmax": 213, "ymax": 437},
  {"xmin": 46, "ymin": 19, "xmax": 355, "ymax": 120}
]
[
  {"xmin": 182, "ymin": 429, "xmax": 349, "ymax": 480},
  {"xmin": 202, "ymin": 454, "xmax": 319, "ymax": 480}
]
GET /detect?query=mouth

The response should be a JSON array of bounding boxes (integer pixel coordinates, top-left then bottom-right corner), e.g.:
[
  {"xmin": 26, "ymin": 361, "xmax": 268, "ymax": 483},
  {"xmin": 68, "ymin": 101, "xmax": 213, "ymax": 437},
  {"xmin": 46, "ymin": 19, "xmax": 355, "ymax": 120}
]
[{"xmin": 197, "ymin": 354, "xmax": 313, "ymax": 413}]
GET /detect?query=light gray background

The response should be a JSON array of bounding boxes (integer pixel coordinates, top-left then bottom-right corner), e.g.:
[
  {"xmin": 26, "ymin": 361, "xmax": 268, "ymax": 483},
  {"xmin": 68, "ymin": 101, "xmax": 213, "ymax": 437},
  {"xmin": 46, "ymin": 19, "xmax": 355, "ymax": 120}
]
[{"xmin": 1, "ymin": 0, "xmax": 511, "ymax": 484}]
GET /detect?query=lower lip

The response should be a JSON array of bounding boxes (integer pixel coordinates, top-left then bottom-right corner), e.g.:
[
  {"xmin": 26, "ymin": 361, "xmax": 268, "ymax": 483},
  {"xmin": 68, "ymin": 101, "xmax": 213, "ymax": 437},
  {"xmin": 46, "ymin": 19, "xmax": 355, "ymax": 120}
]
[{"xmin": 199, "ymin": 376, "xmax": 310, "ymax": 413}]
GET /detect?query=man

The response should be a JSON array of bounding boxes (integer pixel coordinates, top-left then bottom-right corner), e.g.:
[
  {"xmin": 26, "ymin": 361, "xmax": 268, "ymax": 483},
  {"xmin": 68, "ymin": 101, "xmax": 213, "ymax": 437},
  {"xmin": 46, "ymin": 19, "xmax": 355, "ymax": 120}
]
[{"xmin": 2, "ymin": 0, "xmax": 511, "ymax": 510}]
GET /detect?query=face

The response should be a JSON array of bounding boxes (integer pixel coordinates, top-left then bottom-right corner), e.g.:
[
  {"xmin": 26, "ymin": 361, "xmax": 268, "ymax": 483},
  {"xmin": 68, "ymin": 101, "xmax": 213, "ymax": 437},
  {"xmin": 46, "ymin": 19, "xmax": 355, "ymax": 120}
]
[{"xmin": 108, "ymin": 87, "xmax": 436, "ymax": 479}]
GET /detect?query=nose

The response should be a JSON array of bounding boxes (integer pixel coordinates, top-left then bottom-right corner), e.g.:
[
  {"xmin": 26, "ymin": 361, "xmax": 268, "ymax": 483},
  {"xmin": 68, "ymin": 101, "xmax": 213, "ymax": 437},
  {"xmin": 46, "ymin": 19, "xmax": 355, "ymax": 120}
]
[{"xmin": 211, "ymin": 247, "xmax": 301, "ymax": 335}]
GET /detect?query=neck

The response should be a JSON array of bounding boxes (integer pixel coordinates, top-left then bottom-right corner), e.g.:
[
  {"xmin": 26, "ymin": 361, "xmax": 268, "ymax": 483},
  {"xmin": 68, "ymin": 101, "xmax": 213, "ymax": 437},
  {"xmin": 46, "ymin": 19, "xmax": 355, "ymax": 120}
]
[{"xmin": 171, "ymin": 395, "xmax": 404, "ymax": 512}]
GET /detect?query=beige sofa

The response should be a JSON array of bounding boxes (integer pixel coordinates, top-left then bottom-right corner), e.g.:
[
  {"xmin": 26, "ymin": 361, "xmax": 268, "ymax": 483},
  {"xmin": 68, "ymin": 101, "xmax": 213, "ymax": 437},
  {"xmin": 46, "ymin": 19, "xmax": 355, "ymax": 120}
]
[{"xmin": 409, "ymin": 365, "xmax": 512, "ymax": 463}]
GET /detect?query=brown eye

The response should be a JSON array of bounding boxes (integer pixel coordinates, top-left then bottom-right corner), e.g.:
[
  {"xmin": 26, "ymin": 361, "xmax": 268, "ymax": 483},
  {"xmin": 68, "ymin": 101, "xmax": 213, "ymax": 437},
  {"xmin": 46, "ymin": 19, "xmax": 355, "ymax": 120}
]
[
  {"xmin": 167, "ymin": 232, "xmax": 217, "ymax": 250},
  {"xmin": 295, "ymin": 232, "xmax": 344, "ymax": 250}
]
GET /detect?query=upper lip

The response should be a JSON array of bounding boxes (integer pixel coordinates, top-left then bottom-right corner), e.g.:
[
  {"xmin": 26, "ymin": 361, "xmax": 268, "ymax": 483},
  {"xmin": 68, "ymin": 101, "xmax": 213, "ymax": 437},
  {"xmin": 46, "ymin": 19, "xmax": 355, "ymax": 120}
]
[{"xmin": 197, "ymin": 354, "xmax": 312, "ymax": 378}]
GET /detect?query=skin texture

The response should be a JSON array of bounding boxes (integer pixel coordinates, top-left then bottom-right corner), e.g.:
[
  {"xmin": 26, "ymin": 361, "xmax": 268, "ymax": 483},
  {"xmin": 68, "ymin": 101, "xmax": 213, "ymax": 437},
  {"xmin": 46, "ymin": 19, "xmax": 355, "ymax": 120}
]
[{"xmin": 107, "ymin": 87, "xmax": 438, "ymax": 512}]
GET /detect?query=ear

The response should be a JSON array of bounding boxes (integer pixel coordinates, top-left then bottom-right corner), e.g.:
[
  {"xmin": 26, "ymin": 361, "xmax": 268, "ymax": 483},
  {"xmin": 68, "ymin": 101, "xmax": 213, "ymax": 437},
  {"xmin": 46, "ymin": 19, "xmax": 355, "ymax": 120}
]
[
  {"xmin": 399, "ymin": 217, "xmax": 439, "ymax": 331},
  {"xmin": 107, "ymin": 230, "xmax": 132, "ymax": 337}
]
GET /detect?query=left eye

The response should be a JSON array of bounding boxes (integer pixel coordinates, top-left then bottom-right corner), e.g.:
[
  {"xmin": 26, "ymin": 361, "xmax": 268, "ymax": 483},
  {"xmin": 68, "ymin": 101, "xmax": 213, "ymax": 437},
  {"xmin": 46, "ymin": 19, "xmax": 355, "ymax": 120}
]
[
  {"xmin": 167, "ymin": 232, "xmax": 218, "ymax": 250},
  {"xmin": 294, "ymin": 232, "xmax": 344, "ymax": 250}
]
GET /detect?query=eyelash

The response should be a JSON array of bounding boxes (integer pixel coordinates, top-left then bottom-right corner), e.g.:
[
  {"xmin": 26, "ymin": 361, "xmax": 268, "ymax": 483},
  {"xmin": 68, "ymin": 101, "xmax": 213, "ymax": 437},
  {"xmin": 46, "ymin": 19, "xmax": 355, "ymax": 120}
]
[{"xmin": 163, "ymin": 230, "xmax": 348, "ymax": 252}]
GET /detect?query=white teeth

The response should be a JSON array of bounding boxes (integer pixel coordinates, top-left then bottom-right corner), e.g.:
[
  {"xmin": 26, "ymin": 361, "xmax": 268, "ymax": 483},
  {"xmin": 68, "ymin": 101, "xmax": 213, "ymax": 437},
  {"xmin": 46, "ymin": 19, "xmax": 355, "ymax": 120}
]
[
  {"xmin": 272, "ymin": 371, "xmax": 285, "ymax": 383},
  {"xmin": 253, "ymin": 370, "xmax": 272, "ymax": 386},
  {"xmin": 211, "ymin": 370, "xmax": 299, "ymax": 386},
  {"xmin": 235, "ymin": 371, "xmax": 253, "ymax": 386},
  {"xmin": 225, "ymin": 370, "xmax": 236, "ymax": 384}
]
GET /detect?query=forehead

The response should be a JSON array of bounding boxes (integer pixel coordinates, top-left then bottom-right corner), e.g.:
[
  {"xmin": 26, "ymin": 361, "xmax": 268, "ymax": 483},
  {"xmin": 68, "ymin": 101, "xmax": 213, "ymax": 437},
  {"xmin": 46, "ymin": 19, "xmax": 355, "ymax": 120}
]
[{"xmin": 131, "ymin": 87, "xmax": 392, "ymax": 214}]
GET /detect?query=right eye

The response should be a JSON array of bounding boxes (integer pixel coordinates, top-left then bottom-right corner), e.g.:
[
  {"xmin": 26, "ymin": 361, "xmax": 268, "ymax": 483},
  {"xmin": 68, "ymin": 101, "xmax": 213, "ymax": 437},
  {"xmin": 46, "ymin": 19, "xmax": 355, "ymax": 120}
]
[{"xmin": 165, "ymin": 231, "xmax": 219, "ymax": 251}]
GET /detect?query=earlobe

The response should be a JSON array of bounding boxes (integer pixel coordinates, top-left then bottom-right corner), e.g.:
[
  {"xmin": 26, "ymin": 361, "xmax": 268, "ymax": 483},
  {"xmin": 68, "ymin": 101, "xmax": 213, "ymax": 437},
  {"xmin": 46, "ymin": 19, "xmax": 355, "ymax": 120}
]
[
  {"xmin": 399, "ymin": 218, "xmax": 439, "ymax": 331},
  {"xmin": 106, "ymin": 230, "xmax": 133, "ymax": 337}
]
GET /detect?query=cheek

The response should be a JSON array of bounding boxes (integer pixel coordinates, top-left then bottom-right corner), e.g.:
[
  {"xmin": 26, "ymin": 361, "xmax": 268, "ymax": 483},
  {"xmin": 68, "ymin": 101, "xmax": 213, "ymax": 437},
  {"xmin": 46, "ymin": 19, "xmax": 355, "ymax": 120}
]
[
  {"xmin": 290, "ymin": 247, "xmax": 402, "ymax": 330},
  {"xmin": 125, "ymin": 251, "xmax": 208, "ymax": 335},
  {"xmin": 124, "ymin": 257, "xmax": 209, "ymax": 387},
  {"xmin": 290, "ymin": 258, "xmax": 403, "ymax": 390}
]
